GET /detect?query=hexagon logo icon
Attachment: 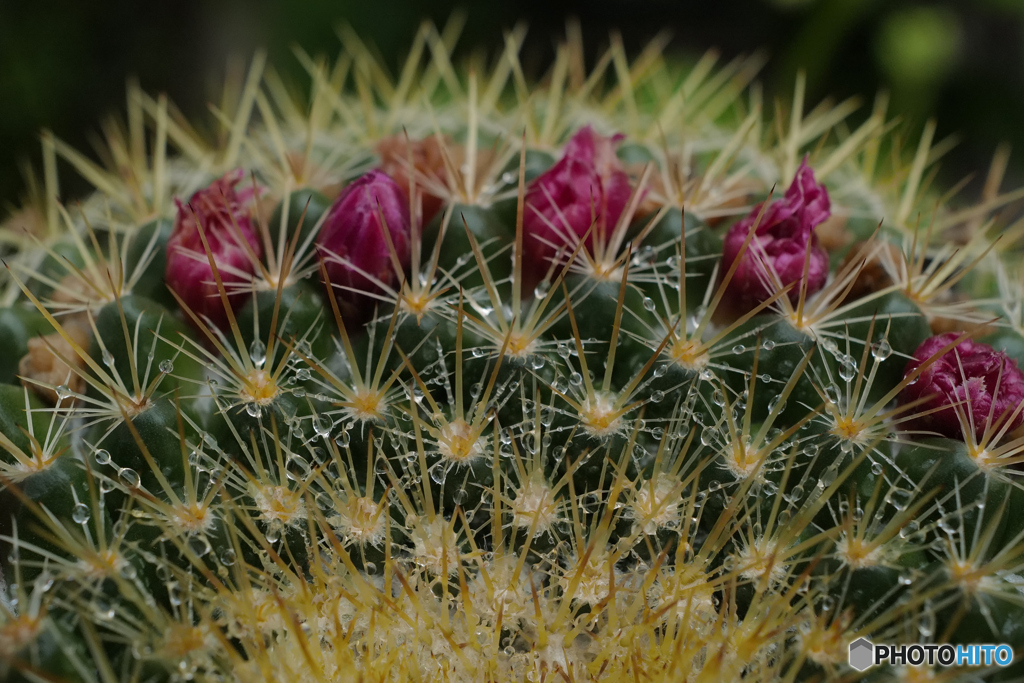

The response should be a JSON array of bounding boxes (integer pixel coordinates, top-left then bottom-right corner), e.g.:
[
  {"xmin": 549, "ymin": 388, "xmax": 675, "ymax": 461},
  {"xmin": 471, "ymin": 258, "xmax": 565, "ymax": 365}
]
[{"xmin": 849, "ymin": 638, "xmax": 874, "ymax": 671}]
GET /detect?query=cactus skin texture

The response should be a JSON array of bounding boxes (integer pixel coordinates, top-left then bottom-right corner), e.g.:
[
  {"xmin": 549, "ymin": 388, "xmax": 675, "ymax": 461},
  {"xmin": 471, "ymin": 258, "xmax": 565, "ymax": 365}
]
[{"xmin": 5, "ymin": 20, "xmax": 1024, "ymax": 683}]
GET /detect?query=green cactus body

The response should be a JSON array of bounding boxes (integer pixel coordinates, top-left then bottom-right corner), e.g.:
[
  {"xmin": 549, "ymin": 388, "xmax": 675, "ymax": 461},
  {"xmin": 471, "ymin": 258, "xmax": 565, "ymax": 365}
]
[{"xmin": 3, "ymin": 22, "xmax": 1024, "ymax": 683}]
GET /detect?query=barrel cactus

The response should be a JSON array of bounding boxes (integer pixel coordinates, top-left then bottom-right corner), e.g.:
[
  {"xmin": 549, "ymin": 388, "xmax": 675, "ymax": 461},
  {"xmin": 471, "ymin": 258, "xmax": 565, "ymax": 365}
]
[{"xmin": 3, "ymin": 20, "xmax": 1024, "ymax": 682}]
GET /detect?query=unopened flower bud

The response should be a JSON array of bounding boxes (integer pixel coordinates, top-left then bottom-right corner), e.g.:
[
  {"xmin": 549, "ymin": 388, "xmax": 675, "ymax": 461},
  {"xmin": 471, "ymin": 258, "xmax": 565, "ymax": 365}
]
[
  {"xmin": 899, "ymin": 333, "xmax": 1024, "ymax": 440},
  {"xmin": 165, "ymin": 169, "xmax": 262, "ymax": 327},
  {"xmin": 721, "ymin": 159, "xmax": 830, "ymax": 310},
  {"xmin": 523, "ymin": 126, "xmax": 631, "ymax": 283},
  {"xmin": 317, "ymin": 170, "xmax": 410, "ymax": 318}
]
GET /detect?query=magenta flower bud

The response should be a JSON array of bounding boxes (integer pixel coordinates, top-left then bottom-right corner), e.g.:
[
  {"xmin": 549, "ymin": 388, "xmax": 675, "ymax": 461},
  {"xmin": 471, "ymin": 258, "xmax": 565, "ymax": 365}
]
[
  {"xmin": 166, "ymin": 169, "xmax": 262, "ymax": 327},
  {"xmin": 317, "ymin": 170, "xmax": 411, "ymax": 316},
  {"xmin": 899, "ymin": 333, "xmax": 1024, "ymax": 440},
  {"xmin": 721, "ymin": 159, "xmax": 831, "ymax": 310},
  {"xmin": 523, "ymin": 126, "xmax": 631, "ymax": 283}
]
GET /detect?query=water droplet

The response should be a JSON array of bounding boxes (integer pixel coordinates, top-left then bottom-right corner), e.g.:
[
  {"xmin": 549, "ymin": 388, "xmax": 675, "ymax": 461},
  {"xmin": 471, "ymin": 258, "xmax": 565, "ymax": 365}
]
[
  {"xmin": 118, "ymin": 468, "xmax": 141, "ymax": 488},
  {"xmin": 887, "ymin": 488, "xmax": 913, "ymax": 511},
  {"xmin": 336, "ymin": 430, "xmax": 350, "ymax": 447},
  {"xmin": 732, "ymin": 344, "xmax": 746, "ymax": 355},
  {"xmin": 870, "ymin": 461, "xmax": 884, "ymax": 475},
  {"xmin": 265, "ymin": 522, "xmax": 282, "ymax": 544},
  {"xmin": 429, "ymin": 462, "xmax": 447, "ymax": 484},
  {"xmin": 94, "ymin": 449, "xmax": 111, "ymax": 465},
  {"xmin": 768, "ymin": 395, "xmax": 786, "ymax": 413},
  {"xmin": 819, "ymin": 466, "xmax": 839, "ymax": 488},
  {"xmin": 313, "ymin": 415, "xmax": 333, "ymax": 438},
  {"xmin": 839, "ymin": 357, "xmax": 857, "ymax": 382},
  {"xmin": 295, "ymin": 367, "xmax": 311, "ymax": 381},
  {"xmin": 246, "ymin": 403, "xmax": 262, "ymax": 418},
  {"xmin": 188, "ymin": 536, "xmax": 211, "ymax": 557},
  {"xmin": 55, "ymin": 385, "xmax": 72, "ymax": 400},
  {"xmin": 72, "ymin": 504, "xmax": 90, "ymax": 524},
  {"xmin": 220, "ymin": 549, "xmax": 236, "ymax": 566},
  {"xmin": 569, "ymin": 372, "xmax": 583, "ymax": 386},
  {"xmin": 643, "ymin": 297, "xmax": 656, "ymax": 312},
  {"xmin": 286, "ymin": 455, "xmax": 311, "ymax": 481},
  {"xmin": 899, "ymin": 520, "xmax": 920, "ymax": 539},
  {"xmin": 534, "ymin": 281, "xmax": 551, "ymax": 299},
  {"xmin": 102, "ymin": 350, "xmax": 115, "ymax": 367},
  {"xmin": 762, "ymin": 340, "xmax": 776, "ymax": 352},
  {"xmin": 249, "ymin": 340, "xmax": 267, "ymax": 367},
  {"xmin": 650, "ymin": 390, "xmax": 664, "ymax": 403},
  {"xmin": 159, "ymin": 359, "xmax": 174, "ymax": 374},
  {"xmin": 531, "ymin": 355, "xmax": 545, "ymax": 370},
  {"xmin": 871, "ymin": 339, "xmax": 892, "ymax": 361}
]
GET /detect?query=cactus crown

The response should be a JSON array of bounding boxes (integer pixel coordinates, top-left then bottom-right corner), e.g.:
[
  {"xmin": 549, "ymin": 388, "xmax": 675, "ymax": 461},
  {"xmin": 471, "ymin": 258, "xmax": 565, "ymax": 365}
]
[{"xmin": 3, "ymin": 18, "xmax": 1024, "ymax": 683}]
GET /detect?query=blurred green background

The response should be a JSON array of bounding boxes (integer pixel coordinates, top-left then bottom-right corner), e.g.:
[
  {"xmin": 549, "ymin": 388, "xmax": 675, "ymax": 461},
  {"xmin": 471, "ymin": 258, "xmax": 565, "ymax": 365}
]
[{"xmin": 2, "ymin": 0, "xmax": 1024, "ymax": 211}]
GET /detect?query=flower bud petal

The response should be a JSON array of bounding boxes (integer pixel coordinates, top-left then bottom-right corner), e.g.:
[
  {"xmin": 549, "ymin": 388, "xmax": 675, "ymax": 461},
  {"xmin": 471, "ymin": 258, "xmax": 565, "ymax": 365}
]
[
  {"xmin": 721, "ymin": 159, "xmax": 830, "ymax": 309},
  {"xmin": 899, "ymin": 333, "xmax": 1024, "ymax": 440},
  {"xmin": 317, "ymin": 170, "xmax": 411, "ymax": 318},
  {"xmin": 523, "ymin": 126, "xmax": 630, "ymax": 283},
  {"xmin": 165, "ymin": 169, "xmax": 262, "ymax": 327}
]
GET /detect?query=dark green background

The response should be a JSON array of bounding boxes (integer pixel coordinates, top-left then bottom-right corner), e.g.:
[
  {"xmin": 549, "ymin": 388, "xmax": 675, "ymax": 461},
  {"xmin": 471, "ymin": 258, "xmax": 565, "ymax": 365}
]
[{"xmin": 2, "ymin": 0, "xmax": 1023, "ymax": 211}]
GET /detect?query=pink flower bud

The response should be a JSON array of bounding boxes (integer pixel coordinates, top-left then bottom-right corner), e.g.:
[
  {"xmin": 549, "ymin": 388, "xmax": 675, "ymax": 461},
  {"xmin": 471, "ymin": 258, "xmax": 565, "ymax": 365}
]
[
  {"xmin": 721, "ymin": 160, "xmax": 831, "ymax": 310},
  {"xmin": 166, "ymin": 169, "xmax": 262, "ymax": 327},
  {"xmin": 899, "ymin": 333, "xmax": 1024, "ymax": 440},
  {"xmin": 317, "ymin": 170, "xmax": 411, "ymax": 316},
  {"xmin": 523, "ymin": 126, "xmax": 631, "ymax": 283}
]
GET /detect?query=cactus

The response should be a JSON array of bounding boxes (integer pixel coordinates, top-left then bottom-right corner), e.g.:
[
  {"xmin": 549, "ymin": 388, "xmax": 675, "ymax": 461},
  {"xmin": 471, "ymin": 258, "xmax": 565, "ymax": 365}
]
[{"xmin": 3, "ymin": 20, "xmax": 1024, "ymax": 682}]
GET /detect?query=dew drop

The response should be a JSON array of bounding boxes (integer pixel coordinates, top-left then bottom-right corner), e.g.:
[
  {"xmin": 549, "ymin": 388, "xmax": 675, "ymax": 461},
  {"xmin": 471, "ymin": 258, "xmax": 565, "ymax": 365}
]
[
  {"xmin": 102, "ymin": 350, "xmax": 115, "ymax": 367},
  {"xmin": 887, "ymin": 488, "xmax": 913, "ymax": 511},
  {"xmin": 839, "ymin": 357, "xmax": 857, "ymax": 382},
  {"xmin": 72, "ymin": 503, "xmax": 90, "ymax": 524},
  {"xmin": 429, "ymin": 462, "xmax": 447, "ymax": 485},
  {"xmin": 249, "ymin": 340, "xmax": 267, "ymax": 367},
  {"xmin": 313, "ymin": 415, "xmax": 333, "ymax": 438},
  {"xmin": 94, "ymin": 449, "xmax": 111, "ymax": 466},
  {"xmin": 188, "ymin": 535, "xmax": 212, "ymax": 557},
  {"xmin": 118, "ymin": 468, "xmax": 141, "ymax": 488},
  {"xmin": 246, "ymin": 403, "xmax": 262, "ymax": 418},
  {"xmin": 871, "ymin": 339, "xmax": 892, "ymax": 361},
  {"xmin": 159, "ymin": 359, "xmax": 174, "ymax": 374}
]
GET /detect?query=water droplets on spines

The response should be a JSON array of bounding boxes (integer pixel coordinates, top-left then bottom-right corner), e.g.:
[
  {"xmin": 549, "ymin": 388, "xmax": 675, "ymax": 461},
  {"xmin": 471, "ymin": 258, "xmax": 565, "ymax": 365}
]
[{"xmin": 249, "ymin": 339, "xmax": 267, "ymax": 368}]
